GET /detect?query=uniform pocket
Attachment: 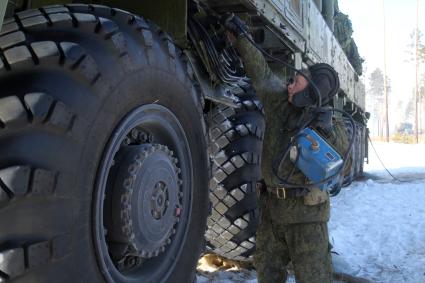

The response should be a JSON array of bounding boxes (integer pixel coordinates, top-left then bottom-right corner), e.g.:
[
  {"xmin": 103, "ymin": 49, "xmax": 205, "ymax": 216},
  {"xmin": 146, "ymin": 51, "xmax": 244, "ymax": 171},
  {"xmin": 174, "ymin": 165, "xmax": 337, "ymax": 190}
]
[{"xmin": 303, "ymin": 188, "xmax": 329, "ymax": 206}]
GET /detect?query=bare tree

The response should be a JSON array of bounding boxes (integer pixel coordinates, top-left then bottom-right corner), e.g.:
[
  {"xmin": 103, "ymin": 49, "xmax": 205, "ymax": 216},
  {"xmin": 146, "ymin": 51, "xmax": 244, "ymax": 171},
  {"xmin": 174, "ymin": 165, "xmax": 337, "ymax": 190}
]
[
  {"xmin": 405, "ymin": 26, "xmax": 425, "ymax": 142},
  {"xmin": 421, "ymin": 74, "xmax": 425, "ymax": 134}
]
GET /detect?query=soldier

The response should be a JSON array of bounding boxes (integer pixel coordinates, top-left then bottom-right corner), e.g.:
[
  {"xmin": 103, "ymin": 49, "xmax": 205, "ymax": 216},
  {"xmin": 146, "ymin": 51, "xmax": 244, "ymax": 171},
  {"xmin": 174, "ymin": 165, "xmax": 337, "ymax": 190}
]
[{"xmin": 224, "ymin": 15, "xmax": 352, "ymax": 283}]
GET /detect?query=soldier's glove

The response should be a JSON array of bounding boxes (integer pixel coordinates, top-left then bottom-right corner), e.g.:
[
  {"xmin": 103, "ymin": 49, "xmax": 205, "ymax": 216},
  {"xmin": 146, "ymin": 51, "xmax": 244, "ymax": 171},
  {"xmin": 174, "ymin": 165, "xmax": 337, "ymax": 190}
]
[
  {"xmin": 312, "ymin": 107, "xmax": 334, "ymax": 138},
  {"xmin": 222, "ymin": 13, "xmax": 249, "ymax": 38}
]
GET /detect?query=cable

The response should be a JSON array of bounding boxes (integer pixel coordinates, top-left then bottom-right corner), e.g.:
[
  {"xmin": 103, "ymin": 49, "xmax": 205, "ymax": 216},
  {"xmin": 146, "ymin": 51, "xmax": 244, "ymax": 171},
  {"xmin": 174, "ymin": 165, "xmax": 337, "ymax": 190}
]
[
  {"xmin": 243, "ymin": 35, "xmax": 322, "ymax": 107},
  {"xmin": 243, "ymin": 25, "xmax": 359, "ymax": 193},
  {"xmin": 271, "ymin": 107, "xmax": 355, "ymax": 193},
  {"xmin": 367, "ymin": 136, "xmax": 408, "ymax": 183},
  {"xmin": 219, "ymin": 13, "xmax": 323, "ymax": 106},
  {"xmin": 221, "ymin": 14, "xmax": 357, "ymax": 195},
  {"xmin": 238, "ymin": 21, "xmax": 356, "ymax": 194}
]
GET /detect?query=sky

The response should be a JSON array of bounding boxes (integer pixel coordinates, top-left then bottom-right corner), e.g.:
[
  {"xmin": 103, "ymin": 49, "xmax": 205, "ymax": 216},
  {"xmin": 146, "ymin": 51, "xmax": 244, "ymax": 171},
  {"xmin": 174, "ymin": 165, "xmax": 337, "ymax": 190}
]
[{"xmin": 338, "ymin": 0, "xmax": 425, "ymax": 134}]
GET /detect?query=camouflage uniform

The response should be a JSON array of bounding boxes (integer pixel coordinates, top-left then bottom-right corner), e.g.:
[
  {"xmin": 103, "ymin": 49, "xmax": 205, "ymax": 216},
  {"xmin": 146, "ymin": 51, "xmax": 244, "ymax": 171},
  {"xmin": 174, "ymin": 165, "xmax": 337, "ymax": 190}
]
[{"xmin": 235, "ymin": 37, "xmax": 351, "ymax": 283}]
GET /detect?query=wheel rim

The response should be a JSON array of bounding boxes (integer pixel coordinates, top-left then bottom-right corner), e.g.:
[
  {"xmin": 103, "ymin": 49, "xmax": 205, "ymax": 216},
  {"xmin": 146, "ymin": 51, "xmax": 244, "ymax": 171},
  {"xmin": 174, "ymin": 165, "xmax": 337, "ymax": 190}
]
[{"xmin": 94, "ymin": 104, "xmax": 193, "ymax": 282}]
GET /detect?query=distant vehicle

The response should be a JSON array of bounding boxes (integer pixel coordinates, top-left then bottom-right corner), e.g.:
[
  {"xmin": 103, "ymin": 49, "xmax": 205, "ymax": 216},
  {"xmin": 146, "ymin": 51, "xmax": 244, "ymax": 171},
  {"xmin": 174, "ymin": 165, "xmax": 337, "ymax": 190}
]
[
  {"xmin": 396, "ymin": 122, "xmax": 414, "ymax": 135},
  {"xmin": 0, "ymin": 1, "xmax": 368, "ymax": 282}
]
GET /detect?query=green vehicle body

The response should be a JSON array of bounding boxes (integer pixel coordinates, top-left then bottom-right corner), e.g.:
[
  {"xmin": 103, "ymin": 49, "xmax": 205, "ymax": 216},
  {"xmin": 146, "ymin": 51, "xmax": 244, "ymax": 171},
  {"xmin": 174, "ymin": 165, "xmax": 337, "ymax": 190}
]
[
  {"xmin": 1, "ymin": 0, "xmax": 366, "ymax": 111},
  {"xmin": 0, "ymin": 0, "xmax": 188, "ymax": 44}
]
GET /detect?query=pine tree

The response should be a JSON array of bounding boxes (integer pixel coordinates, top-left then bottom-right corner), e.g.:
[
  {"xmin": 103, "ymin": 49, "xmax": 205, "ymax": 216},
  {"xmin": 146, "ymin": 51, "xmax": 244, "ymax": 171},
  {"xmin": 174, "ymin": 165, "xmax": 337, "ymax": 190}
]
[
  {"xmin": 405, "ymin": 92, "xmax": 415, "ymax": 122},
  {"xmin": 405, "ymin": 26, "xmax": 425, "ymax": 142},
  {"xmin": 367, "ymin": 69, "xmax": 391, "ymax": 139},
  {"xmin": 369, "ymin": 68, "xmax": 385, "ymax": 137}
]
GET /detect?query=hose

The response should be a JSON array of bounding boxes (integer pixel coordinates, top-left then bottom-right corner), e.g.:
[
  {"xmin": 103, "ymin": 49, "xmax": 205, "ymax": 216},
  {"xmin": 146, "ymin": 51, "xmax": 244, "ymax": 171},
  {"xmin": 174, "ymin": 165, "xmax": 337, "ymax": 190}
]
[
  {"xmin": 195, "ymin": 9, "xmax": 358, "ymax": 195},
  {"xmin": 232, "ymin": 18, "xmax": 357, "ymax": 195}
]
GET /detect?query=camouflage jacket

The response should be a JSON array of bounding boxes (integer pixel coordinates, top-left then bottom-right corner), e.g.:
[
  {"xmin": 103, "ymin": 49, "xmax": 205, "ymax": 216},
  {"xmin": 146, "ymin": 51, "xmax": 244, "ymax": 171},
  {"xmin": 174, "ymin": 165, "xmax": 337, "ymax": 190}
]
[{"xmin": 235, "ymin": 37, "xmax": 351, "ymax": 223}]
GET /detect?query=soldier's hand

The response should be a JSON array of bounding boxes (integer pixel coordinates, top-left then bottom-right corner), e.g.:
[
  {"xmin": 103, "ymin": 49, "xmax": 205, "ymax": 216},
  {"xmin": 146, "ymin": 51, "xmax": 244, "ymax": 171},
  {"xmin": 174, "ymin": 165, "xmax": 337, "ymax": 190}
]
[
  {"xmin": 222, "ymin": 13, "xmax": 249, "ymax": 38},
  {"xmin": 313, "ymin": 107, "xmax": 333, "ymax": 138}
]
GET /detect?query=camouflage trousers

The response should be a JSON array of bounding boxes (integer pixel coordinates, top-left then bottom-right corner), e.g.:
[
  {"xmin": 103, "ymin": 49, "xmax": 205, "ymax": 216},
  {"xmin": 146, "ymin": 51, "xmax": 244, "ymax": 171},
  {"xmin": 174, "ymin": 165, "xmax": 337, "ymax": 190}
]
[{"xmin": 254, "ymin": 193, "xmax": 332, "ymax": 283}]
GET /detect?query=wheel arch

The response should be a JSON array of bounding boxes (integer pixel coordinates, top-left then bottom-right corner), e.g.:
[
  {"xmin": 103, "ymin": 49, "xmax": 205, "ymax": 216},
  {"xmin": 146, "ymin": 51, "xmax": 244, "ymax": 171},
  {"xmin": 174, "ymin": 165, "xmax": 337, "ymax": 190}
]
[{"xmin": 4, "ymin": 0, "xmax": 188, "ymax": 46}]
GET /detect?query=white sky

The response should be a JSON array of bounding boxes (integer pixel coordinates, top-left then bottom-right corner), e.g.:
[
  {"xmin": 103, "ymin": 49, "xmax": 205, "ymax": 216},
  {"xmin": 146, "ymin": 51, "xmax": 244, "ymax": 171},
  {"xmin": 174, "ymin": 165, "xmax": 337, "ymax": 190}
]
[{"xmin": 339, "ymin": 0, "xmax": 425, "ymax": 131}]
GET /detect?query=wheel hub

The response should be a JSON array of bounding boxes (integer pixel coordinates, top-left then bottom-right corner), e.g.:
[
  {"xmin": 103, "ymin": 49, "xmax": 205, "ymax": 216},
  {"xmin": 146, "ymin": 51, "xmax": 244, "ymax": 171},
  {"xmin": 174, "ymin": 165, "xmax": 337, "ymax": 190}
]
[
  {"xmin": 151, "ymin": 181, "xmax": 169, "ymax": 220},
  {"xmin": 95, "ymin": 104, "xmax": 195, "ymax": 281},
  {"xmin": 107, "ymin": 144, "xmax": 182, "ymax": 259}
]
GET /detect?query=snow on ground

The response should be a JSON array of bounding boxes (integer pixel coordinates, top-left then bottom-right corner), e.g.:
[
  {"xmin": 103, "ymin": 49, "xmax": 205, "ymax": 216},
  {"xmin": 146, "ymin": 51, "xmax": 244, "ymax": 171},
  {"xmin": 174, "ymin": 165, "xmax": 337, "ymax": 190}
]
[
  {"xmin": 330, "ymin": 142, "xmax": 425, "ymax": 283},
  {"xmin": 197, "ymin": 142, "xmax": 425, "ymax": 283},
  {"xmin": 365, "ymin": 142, "xmax": 425, "ymax": 179},
  {"xmin": 197, "ymin": 268, "xmax": 259, "ymax": 283}
]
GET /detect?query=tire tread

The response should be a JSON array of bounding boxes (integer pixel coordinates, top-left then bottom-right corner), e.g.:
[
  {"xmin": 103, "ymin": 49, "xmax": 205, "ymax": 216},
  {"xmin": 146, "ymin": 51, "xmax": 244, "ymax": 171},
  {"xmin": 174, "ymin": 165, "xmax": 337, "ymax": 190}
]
[
  {"xmin": 206, "ymin": 89, "xmax": 264, "ymax": 260},
  {"xmin": 0, "ymin": 4, "xmax": 209, "ymax": 281}
]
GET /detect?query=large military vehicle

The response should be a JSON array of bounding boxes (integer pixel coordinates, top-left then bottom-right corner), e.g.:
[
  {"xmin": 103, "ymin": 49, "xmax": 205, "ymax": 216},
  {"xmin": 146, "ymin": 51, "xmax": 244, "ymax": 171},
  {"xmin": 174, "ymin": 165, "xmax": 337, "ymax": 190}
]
[{"xmin": 0, "ymin": 0, "xmax": 368, "ymax": 282}]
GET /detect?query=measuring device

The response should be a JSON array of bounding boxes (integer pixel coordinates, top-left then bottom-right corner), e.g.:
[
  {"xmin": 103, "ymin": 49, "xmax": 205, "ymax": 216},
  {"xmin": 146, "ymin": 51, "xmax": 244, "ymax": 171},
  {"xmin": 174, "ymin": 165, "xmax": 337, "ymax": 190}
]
[{"xmin": 290, "ymin": 127, "xmax": 344, "ymax": 190}]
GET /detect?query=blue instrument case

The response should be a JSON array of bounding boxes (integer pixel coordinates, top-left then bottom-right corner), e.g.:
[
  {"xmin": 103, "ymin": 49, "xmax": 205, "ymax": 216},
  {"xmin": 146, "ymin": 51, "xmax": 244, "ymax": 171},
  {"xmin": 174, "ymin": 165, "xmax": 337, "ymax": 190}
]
[{"xmin": 290, "ymin": 127, "xmax": 343, "ymax": 190}]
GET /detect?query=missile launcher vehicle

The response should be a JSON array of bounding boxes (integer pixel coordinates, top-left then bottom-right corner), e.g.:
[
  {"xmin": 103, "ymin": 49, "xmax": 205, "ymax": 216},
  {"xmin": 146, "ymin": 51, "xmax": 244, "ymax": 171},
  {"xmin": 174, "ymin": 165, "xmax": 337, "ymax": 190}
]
[{"xmin": 0, "ymin": 0, "xmax": 367, "ymax": 282}]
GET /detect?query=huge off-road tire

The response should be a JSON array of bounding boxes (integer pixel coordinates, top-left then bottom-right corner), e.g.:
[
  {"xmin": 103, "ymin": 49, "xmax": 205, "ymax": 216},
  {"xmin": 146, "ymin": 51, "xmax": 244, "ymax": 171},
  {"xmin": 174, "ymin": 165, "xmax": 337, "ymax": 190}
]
[
  {"xmin": 0, "ymin": 5, "xmax": 209, "ymax": 283},
  {"xmin": 343, "ymin": 117, "xmax": 356, "ymax": 185},
  {"xmin": 358, "ymin": 123, "xmax": 366, "ymax": 175},
  {"xmin": 354, "ymin": 122, "xmax": 366, "ymax": 177},
  {"xmin": 206, "ymin": 87, "xmax": 265, "ymax": 260}
]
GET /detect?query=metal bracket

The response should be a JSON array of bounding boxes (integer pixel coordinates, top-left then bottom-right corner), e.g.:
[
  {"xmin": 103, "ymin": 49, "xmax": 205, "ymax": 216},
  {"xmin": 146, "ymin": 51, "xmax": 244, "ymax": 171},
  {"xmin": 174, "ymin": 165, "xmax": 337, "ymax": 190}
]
[
  {"xmin": 185, "ymin": 51, "xmax": 240, "ymax": 108},
  {"xmin": 294, "ymin": 52, "xmax": 302, "ymax": 70}
]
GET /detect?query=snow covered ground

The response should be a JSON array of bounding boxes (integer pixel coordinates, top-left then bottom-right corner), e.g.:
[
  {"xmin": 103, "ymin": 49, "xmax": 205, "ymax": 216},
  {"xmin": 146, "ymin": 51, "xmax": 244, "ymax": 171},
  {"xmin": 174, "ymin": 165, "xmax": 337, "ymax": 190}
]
[{"xmin": 197, "ymin": 142, "xmax": 425, "ymax": 283}]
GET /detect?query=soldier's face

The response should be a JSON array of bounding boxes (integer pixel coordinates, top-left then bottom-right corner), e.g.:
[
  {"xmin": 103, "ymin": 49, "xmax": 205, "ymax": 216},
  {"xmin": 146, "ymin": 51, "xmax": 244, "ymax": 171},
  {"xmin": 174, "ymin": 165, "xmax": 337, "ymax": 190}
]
[{"xmin": 288, "ymin": 75, "xmax": 309, "ymax": 103}]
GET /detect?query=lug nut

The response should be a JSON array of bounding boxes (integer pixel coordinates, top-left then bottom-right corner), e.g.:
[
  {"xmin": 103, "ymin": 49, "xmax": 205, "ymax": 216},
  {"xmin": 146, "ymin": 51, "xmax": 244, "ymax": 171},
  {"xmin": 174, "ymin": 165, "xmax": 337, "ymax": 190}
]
[
  {"xmin": 131, "ymin": 129, "xmax": 139, "ymax": 140},
  {"xmin": 148, "ymin": 134, "xmax": 154, "ymax": 143},
  {"xmin": 127, "ymin": 257, "xmax": 136, "ymax": 266},
  {"xmin": 138, "ymin": 132, "xmax": 148, "ymax": 142},
  {"xmin": 123, "ymin": 137, "xmax": 131, "ymax": 145}
]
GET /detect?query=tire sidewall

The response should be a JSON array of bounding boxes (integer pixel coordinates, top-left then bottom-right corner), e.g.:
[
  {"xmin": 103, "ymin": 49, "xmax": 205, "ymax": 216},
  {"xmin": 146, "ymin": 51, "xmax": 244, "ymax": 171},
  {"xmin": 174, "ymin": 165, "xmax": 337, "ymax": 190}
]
[{"xmin": 77, "ymin": 69, "xmax": 208, "ymax": 282}]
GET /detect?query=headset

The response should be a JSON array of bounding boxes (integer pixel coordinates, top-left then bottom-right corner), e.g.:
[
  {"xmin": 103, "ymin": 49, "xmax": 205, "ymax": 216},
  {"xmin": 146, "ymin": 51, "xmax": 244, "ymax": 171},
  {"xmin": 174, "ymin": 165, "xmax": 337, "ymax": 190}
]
[{"xmin": 224, "ymin": 14, "xmax": 357, "ymax": 196}]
